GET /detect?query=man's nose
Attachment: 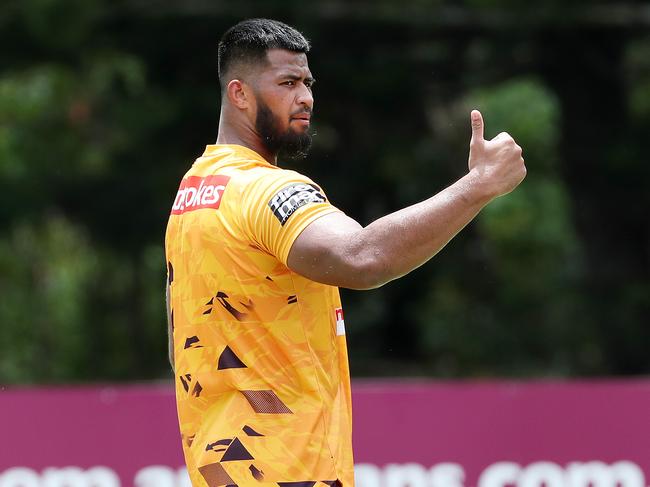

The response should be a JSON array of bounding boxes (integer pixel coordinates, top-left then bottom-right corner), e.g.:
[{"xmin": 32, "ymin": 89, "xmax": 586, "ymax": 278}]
[{"xmin": 296, "ymin": 83, "xmax": 313, "ymax": 109}]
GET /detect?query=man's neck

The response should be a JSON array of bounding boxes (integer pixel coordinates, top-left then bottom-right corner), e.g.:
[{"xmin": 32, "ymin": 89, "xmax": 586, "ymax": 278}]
[{"xmin": 216, "ymin": 117, "xmax": 277, "ymax": 165}]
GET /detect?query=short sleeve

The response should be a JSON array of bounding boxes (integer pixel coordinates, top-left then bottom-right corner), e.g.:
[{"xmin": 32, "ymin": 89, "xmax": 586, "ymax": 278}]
[{"xmin": 240, "ymin": 169, "xmax": 342, "ymax": 265}]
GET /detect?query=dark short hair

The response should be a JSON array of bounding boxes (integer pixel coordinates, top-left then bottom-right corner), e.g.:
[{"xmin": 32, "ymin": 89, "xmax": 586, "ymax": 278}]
[{"xmin": 217, "ymin": 19, "xmax": 310, "ymax": 88}]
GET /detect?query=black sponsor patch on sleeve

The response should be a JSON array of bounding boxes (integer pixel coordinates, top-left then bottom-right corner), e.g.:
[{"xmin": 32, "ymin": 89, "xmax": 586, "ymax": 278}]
[{"xmin": 268, "ymin": 183, "xmax": 327, "ymax": 226}]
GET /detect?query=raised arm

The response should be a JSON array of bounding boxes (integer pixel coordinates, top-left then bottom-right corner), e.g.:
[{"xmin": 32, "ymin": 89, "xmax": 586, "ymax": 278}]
[{"xmin": 287, "ymin": 110, "xmax": 526, "ymax": 290}]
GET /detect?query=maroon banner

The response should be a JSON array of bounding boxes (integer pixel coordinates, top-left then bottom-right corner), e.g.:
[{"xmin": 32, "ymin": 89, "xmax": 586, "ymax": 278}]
[
  {"xmin": 1, "ymin": 380, "xmax": 648, "ymax": 487},
  {"xmin": 351, "ymin": 380, "xmax": 650, "ymax": 487}
]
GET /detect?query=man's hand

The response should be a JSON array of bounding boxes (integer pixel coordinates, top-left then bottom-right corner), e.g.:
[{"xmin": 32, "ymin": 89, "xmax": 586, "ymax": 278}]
[{"xmin": 468, "ymin": 109, "xmax": 526, "ymax": 198}]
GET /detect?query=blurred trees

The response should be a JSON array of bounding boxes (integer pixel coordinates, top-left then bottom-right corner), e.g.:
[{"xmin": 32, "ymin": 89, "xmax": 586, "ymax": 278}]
[{"xmin": 0, "ymin": 0, "xmax": 648, "ymax": 383}]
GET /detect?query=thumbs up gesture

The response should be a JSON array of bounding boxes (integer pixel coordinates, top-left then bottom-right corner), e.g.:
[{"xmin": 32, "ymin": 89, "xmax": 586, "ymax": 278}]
[{"xmin": 468, "ymin": 110, "xmax": 526, "ymax": 198}]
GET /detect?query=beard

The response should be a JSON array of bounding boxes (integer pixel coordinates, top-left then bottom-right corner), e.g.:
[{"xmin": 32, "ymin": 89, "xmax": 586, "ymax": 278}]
[{"xmin": 255, "ymin": 99, "xmax": 313, "ymax": 160}]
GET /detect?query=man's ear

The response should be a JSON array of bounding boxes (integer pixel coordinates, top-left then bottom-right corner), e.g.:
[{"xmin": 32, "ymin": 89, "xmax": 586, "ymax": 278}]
[{"xmin": 226, "ymin": 79, "xmax": 249, "ymax": 109}]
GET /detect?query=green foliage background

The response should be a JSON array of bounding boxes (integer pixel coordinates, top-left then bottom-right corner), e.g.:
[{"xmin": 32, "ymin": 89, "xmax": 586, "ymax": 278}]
[{"xmin": 1, "ymin": 0, "xmax": 648, "ymax": 383}]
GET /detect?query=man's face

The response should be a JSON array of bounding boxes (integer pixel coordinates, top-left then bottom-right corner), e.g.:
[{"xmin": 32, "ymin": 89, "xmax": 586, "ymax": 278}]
[{"xmin": 251, "ymin": 49, "xmax": 315, "ymax": 159}]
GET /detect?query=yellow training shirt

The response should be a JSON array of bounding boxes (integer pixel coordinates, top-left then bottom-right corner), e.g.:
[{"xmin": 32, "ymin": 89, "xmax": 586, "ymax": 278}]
[{"xmin": 165, "ymin": 144, "xmax": 354, "ymax": 487}]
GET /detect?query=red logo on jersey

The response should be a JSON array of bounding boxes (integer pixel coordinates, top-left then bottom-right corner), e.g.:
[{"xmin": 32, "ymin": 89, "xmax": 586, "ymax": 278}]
[
  {"xmin": 171, "ymin": 175, "xmax": 230, "ymax": 214},
  {"xmin": 335, "ymin": 307, "xmax": 345, "ymax": 336}
]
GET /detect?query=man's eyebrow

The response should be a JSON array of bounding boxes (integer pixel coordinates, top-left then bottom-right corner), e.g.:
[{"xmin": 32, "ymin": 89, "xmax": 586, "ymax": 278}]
[{"xmin": 278, "ymin": 73, "xmax": 316, "ymax": 84}]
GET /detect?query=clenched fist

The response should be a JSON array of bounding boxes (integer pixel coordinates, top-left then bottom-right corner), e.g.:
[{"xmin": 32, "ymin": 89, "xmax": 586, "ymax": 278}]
[{"xmin": 468, "ymin": 110, "xmax": 526, "ymax": 198}]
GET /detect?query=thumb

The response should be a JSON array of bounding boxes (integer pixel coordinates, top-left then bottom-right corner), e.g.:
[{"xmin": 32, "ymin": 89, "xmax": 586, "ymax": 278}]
[{"xmin": 470, "ymin": 109, "xmax": 484, "ymax": 145}]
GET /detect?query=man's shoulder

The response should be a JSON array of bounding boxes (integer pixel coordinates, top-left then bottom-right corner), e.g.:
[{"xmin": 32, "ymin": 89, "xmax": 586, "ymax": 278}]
[
  {"xmin": 230, "ymin": 164, "xmax": 315, "ymax": 192},
  {"xmin": 182, "ymin": 145, "xmax": 320, "ymax": 204}
]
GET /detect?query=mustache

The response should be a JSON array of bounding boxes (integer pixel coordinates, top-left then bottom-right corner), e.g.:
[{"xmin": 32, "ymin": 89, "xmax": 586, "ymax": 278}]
[{"xmin": 290, "ymin": 108, "xmax": 313, "ymax": 117}]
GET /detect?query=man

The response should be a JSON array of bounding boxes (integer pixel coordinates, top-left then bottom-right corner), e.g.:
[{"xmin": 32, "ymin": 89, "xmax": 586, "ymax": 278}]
[{"xmin": 165, "ymin": 18, "xmax": 525, "ymax": 487}]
